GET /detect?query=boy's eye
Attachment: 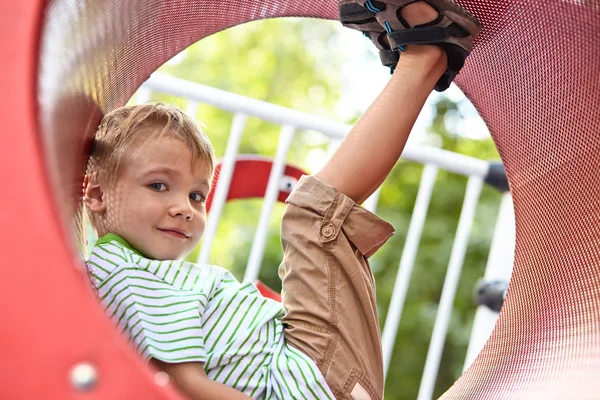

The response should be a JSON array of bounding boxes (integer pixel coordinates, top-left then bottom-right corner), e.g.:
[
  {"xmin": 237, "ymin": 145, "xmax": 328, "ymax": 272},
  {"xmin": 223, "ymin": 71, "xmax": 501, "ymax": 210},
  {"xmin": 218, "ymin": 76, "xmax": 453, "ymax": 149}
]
[
  {"xmin": 149, "ymin": 182, "xmax": 167, "ymax": 191},
  {"xmin": 190, "ymin": 192, "xmax": 206, "ymax": 203}
]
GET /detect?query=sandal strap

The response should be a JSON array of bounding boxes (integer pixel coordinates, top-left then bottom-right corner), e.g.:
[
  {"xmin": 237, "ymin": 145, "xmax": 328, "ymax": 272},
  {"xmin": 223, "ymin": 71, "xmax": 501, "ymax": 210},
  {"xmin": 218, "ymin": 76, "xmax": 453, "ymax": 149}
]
[
  {"xmin": 340, "ymin": 7, "xmax": 378, "ymax": 27},
  {"xmin": 379, "ymin": 49, "xmax": 400, "ymax": 69},
  {"xmin": 387, "ymin": 26, "xmax": 449, "ymax": 49}
]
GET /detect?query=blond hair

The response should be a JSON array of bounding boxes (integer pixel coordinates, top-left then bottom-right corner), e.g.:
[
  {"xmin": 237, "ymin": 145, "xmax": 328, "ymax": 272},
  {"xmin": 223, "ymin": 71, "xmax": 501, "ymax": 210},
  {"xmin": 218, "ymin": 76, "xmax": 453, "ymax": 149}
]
[{"xmin": 86, "ymin": 102, "xmax": 215, "ymax": 184}]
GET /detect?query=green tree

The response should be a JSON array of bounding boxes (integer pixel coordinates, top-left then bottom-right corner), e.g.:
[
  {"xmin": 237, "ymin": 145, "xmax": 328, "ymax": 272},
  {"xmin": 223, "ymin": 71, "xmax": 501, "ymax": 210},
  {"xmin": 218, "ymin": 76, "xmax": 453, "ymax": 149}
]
[{"xmin": 148, "ymin": 17, "xmax": 502, "ymax": 399}]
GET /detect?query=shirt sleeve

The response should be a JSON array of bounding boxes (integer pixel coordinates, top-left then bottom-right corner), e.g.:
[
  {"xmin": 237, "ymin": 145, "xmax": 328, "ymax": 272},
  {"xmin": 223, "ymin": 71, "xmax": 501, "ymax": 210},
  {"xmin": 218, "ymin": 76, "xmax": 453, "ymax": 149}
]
[{"xmin": 95, "ymin": 260, "xmax": 207, "ymax": 364}]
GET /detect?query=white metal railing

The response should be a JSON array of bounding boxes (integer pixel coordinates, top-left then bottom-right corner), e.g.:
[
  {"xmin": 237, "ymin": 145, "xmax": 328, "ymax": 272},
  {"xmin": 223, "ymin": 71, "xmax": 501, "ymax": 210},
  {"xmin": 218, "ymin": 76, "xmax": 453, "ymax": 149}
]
[
  {"xmin": 417, "ymin": 176, "xmax": 484, "ymax": 400},
  {"xmin": 381, "ymin": 164, "xmax": 438, "ymax": 374},
  {"xmin": 138, "ymin": 72, "xmax": 514, "ymax": 400},
  {"xmin": 245, "ymin": 124, "xmax": 295, "ymax": 282},
  {"xmin": 144, "ymin": 73, "xmax": 490, "ymax": 178},
  {"xmin": 198, "ymin": 113, "xmax": 247, "ymax": 267}
]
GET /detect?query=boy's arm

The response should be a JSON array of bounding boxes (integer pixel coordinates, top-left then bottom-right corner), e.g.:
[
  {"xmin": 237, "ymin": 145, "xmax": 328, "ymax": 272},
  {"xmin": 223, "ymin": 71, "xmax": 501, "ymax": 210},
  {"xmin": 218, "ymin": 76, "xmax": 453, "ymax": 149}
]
[{"xmin": 151, "ymin": 359, "xmax": 252, "ymax": 400}]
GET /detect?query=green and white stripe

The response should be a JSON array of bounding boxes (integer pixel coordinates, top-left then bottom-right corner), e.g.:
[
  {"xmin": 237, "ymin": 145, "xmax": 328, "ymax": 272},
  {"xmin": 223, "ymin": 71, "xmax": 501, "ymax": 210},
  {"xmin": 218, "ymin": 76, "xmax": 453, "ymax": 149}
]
[{"xmin": 87, "ymin": 235, "xmax": 334, "ymax": 399}]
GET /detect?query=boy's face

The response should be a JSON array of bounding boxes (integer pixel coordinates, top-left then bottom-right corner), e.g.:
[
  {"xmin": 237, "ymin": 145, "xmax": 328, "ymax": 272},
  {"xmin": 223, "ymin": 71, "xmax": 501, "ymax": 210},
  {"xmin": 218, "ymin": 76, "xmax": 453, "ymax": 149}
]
[{"xmin": 102, "ymin": 135, "xmax": 211, "ymax": 260}]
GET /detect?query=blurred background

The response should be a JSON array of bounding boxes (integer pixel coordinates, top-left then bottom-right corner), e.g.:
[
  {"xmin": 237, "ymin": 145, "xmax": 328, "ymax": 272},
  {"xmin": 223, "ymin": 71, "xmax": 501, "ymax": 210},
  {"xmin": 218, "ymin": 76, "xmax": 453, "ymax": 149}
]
[{"xmin": 119, "ymin": 17, "xmax": 504, "ymax": 399}]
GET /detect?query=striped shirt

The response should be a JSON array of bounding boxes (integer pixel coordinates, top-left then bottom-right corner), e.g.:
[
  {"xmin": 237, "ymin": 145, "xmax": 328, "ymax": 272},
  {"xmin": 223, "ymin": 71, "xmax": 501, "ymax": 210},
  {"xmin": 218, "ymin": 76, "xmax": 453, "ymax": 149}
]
[{"xmin": 86, "ymin": 234, "xmax": 334, "ymax": 399}]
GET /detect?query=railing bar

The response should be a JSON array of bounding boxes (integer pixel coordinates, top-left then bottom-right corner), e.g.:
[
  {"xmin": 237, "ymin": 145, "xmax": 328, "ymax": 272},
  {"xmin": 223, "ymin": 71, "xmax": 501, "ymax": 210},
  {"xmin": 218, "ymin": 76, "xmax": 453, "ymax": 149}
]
[
  {"xmin": 402, "ymin": 146, "xmax": 487, "ymax": 179},
  {"xmin": 197, "ymin": 113, "xmax": 247, "ymax": 266},
  {"xmin": 143, "ymin": 74, "xmax": 488, "ymax": 179},
  {"xmin": 244, "ymin": 125, "xmax": 295, "ymax": 282},
  {"xmin": 186, "ymin": 100, "xmax": 199, "ymax": 118},
  {"xmin": 416, "ymin": 176, "xmax": 484, "ymax": 400},
  {"xmin": 145, "ymin": 73, "xmax": 346, "ymax": 140},
  {"xmin": 364, "ymin": 187, "xmax": 382, "ymax": 214},
  {"xmin": 327, "ymin": 138, "xmax": 342, "ymax": 157},
  {"xmin": 381, "ymin": 164, "xmax": 438, "ymax": 377}
]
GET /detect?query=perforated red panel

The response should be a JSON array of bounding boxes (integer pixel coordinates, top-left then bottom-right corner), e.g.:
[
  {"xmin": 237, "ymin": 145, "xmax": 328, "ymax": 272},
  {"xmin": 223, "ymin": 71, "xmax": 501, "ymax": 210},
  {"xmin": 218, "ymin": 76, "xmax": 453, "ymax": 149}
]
[
  {"xmin": 3, "ymin": 0, "xmax": 598, "ymax": 398},
  {"xmin": 444, "ymin": 1, "xmax": 600, "ymax": 398}
]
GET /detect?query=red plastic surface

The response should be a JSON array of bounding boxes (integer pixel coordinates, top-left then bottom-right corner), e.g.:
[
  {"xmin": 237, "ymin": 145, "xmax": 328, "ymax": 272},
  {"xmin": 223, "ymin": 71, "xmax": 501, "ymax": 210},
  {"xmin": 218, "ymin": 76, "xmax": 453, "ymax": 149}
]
[
  {"xmin": 0, "ymin": 1, "xmax": 180, "ymax": 399},
  {"xmin": 206, "ymin": 155, "xmax": 307, "ymax": 209},
  {"xmin": 255, "ymin": 281, "xmax": 283, "ymax": 303}
]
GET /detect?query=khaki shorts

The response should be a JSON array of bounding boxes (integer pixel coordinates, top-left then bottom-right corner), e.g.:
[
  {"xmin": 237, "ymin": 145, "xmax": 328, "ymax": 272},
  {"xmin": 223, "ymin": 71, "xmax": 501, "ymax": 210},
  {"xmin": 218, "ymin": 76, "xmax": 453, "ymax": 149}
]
[{"xmin": 279, "ymin": 175, "xmax": 395, "ymax": 400}]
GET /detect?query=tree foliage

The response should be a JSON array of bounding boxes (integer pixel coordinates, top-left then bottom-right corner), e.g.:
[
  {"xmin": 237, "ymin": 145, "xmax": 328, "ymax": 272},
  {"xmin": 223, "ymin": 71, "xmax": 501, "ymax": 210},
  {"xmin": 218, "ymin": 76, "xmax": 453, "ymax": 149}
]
[{"xmin": 148, "ymin": 17, "xmax": 502, "ymax": 399}]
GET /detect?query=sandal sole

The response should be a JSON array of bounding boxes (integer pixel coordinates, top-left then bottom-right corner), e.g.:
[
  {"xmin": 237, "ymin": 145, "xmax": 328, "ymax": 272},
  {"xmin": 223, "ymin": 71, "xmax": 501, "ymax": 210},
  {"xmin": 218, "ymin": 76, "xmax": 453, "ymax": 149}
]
[{"xmin": 339, "ymin": 2, "xmax": 383, "ymax": 28}]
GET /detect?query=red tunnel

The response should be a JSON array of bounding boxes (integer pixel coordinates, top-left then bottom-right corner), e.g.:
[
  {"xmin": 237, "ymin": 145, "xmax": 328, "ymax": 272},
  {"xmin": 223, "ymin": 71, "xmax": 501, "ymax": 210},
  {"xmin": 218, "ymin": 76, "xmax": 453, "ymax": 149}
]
[{"xmin": 1, "ymin": 0, "xmax": 599, "ymax": 398}]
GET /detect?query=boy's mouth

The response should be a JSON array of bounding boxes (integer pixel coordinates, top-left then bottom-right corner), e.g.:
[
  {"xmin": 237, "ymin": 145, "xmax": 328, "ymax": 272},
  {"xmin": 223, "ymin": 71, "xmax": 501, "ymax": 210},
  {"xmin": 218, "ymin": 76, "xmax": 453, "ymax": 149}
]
[{"xmin": 157, "ymin": 228, "xmax": 190, "ymax": 239}]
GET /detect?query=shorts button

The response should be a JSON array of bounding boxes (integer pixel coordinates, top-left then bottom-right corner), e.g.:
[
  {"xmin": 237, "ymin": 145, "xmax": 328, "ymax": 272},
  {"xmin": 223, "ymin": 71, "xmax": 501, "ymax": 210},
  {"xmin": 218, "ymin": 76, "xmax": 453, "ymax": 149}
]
[{"xmin": 322, "ymin": 225, "xmax": 334, "ymax": 238}]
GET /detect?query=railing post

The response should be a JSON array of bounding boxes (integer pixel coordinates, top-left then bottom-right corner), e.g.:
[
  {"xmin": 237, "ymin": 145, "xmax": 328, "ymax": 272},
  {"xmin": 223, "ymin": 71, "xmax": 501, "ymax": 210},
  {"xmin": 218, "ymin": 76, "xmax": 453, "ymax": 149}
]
[
  {"xmin": 197, "ymin": 113, "xmax": 247, "ymax": 266},
  {"xmin": 244, "ymin": 125, "xmax": 295, "ymax": 282},
  {"xmin": 186, "ymin": 101, "xmax": 199, "ymax": 117},
  {"xmin": 382, "ymin": 164, "xmax": 438, "ymax": 377},
  {"xmin": 416, "ymin": 176, "xmax": 483, "ymax": 400},
  {"xmin": 364, "ymin": 187, "xmax": 382, "ymax": 213}
]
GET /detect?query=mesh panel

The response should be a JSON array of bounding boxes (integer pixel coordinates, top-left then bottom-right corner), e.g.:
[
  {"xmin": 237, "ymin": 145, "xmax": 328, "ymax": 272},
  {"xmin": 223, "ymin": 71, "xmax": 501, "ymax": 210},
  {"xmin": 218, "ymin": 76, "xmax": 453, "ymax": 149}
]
[
  {"xmin": 444, "ymin": 1, "xmax": 600, "ymax": 398},
  {"xmin": 38, "ymin": 0, "xmax": 600, "ymax": 398}
]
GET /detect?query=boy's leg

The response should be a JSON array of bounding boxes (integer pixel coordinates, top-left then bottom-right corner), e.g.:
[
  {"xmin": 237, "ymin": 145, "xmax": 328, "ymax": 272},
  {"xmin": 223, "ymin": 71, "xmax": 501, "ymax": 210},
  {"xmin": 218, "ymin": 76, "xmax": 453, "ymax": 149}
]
[
  {"xmin": 316, "ymin": 3, "xmax": 445, "ymax": 204},
  {"xmin": 280, "ymin": 3, "xmax": 473, "ymax": 399},
  {"xmin": 280, "ymin": 175, "xmax": 393, "ymax": 400}
]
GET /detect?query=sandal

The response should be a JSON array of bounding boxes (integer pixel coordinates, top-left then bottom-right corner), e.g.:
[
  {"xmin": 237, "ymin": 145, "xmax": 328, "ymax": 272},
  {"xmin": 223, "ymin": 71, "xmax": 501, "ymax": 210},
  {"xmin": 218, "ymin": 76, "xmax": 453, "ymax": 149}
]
[
  {"xmin": 340, "ymin": 0, "xmax": 482, "ymax": 91},
  {"xmin": 339, "ymin": 0, "xmax": 399, "ymax": 70}
]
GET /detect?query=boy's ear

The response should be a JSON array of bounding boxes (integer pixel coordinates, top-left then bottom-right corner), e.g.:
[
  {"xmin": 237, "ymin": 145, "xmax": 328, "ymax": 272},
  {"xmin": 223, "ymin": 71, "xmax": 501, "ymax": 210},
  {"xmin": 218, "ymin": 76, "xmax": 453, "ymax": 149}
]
[{"xmin": 83, "ymin": 174, "xmax": 106, "ymax": 213}]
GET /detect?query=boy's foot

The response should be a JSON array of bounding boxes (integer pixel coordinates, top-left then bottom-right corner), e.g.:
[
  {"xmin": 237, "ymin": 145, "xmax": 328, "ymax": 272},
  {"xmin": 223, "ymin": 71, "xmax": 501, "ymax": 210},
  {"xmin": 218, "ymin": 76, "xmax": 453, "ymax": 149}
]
[
  {"xmin": 339, "ymin": 1, "xmax": 400, "ymax": 70},
  {"xmin": 339, "ymin": 0, "xmax": 481, "ymax": 91},
  {"xmin": 400, "ymin": 1, "xmax": 439, "ymax": 26}
]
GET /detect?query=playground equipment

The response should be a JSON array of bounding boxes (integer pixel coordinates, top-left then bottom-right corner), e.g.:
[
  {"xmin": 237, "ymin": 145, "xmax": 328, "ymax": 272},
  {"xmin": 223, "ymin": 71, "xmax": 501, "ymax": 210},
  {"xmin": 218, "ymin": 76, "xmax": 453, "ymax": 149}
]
[{"xmin": 1, "ymin": 0, "xmax": 599, "ymax": 399}]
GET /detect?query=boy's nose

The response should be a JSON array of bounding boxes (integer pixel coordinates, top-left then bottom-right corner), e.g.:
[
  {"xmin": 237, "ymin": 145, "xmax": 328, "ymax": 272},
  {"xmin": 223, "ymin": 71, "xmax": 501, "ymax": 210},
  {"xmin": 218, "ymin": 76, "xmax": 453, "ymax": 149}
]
[{"xmin": 169, "ymin": 197, "xmax": 193, "ymax": 221}]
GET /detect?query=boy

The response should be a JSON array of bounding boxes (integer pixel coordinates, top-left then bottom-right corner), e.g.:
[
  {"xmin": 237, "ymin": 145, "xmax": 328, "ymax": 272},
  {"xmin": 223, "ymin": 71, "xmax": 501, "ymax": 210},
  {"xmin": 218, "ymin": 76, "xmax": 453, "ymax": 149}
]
[{"xmin": 83, "ymin": 1, "xmax": 480, "ymax": 399}]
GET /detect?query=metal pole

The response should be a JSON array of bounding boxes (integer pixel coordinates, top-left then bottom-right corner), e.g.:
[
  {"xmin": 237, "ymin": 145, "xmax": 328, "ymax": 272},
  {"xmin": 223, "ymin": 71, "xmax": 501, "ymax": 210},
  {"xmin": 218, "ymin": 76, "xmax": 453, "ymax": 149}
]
[
  {"xmin": 134, "ymin": 87, "xmax": 152, "ymax": 104},
  {"xmin": 364, "ymin": 187, "xmax": 382, "ymax": 213},
  {"xmin": 143, "ymin": 74, "xmax": 488, "ymax": 179},
  {"xmin": 244, "ymin": 125, "xmax": 295, "ymax": 282},
  {"xmin": 381, "ymin": 164, "xmax": 439, "ymax": 377},
  {"xmin": 197, "ymin": 113, "xmax": 247, "ymax": 265},
  {"xmin": 417, "ymin": 176, "xmax": 483, "ymax": 400}
]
